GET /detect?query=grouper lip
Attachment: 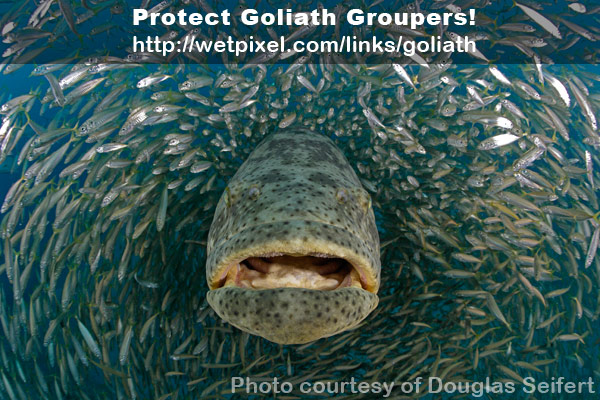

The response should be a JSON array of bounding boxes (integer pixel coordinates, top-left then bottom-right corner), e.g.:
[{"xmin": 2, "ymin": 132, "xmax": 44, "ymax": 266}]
[{"xmin": 208, "ymin": 220, "xmax": 379, "ymax": 293}]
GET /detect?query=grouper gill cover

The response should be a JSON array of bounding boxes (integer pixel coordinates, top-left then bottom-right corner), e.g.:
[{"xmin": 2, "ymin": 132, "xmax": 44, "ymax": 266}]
[{"xmin": 206, "ymin": 129, "xmax": 380, "ymax": 344}]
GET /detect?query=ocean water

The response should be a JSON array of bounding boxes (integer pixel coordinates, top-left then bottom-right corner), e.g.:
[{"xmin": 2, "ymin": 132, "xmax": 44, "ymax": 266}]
[{"xmin": 0, "ymin": 1, "xmax": 600, "ymax": 400}]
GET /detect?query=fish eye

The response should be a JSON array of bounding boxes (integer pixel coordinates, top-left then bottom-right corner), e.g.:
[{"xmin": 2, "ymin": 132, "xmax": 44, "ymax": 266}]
[
  {"xmin": 336, "ymin": 188, "xmax": 348, "ymax": 203},
  {"xmin": 248, "ymin": 185, "xmax": 260, "ymax": 199}
]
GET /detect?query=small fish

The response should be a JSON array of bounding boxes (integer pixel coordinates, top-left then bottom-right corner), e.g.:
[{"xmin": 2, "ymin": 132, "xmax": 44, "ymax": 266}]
[
  {"xmin": 485, "ymin": 293, "xmax": 509, "ymax": 327},
  {"xmin": 392, "ymin": 64, "xmax": 416, "ymax": 89},
  {"xmin": 297, "ymin": 75, "xmax": 318, "ymax": 93},
  {"xmin": 498, "ymin": 23, "xmax": 536, "ymax": 32},
  {"xmin": 557, "ymin": 17, "xmax": 596, "ymax": 41},
  {"xmin": 44, "ymin": 73, "xmax": 65, "ymax": 107},
  {"xmin": 451, "ymin": 253, "xmax": 482, "ymax": 263},
  {"xmin": 0, "ymin": 94, "xmax": 35, "ymax": 114},
  {"xmin": 541, "ymin": 105, "xmax": 569, "ymax": 141},
  {"xmin": 179, "ymin": 76, "xmax": 213, "ymax": 91},
  {"xmin": 58, "ymin": 0, "xmax": 78, "ymax": 35},
  {"xmin": 363, "ymin": 108, "xmax": 385, "ymax": 128},
  {"xmin": 489, "ymin": 66, "xmax": 512, "ymax": 86},
  {"xmin": 568, "ymin": 3, "xmax": 586, "ymax": 13},
  {"xmin": 515, "ymin": 80, "xmax": 541, "ymax": 100},
  {"xmin": 513, "ymin": 146, "xmax": 545, "ymax": 171},
  {"xmin": 118, "ymin": 325, "xmax": 133, "ymax": 365},
  {"xmin": 137, "ymin": 74, "xmax": 172, "ymax": 88},
  {"xmin": 466, "ymin": 85, "xmax": 484, "ymax": 105},
  {"xmin": 556, "ymin": 333, "xmax": 584, "ymax": 343},
  {"xmin": 585, "ymin": 150, "xmax": 594, "ymax": 189},
  {"xmin": 515, "ymin": 2, "xmax": 562, "ymax": 39},
  {"xmin": 585, "ymin": 226, "xmax": 599, "ymax": 269},
  {"xmin": 278, "ymin": 112, "xmax": 297, "ymax": 129},
  {"xmin": 568, "ymin": 79, "xmax": 597, "ymax": 130},
  {"xmin": 546, "ymin": 74, "xmax": 570, "ymax": 107},
  {"xmin": 477, "ymin": 116, "xmax": 514, "ymax": 129},
  {"xmin": 501, "ymin": 99, "xmax": 526, "ymax": 120},
  {"xmin": 497, "ymin": 191, "xmax": 540, "ymax": 212},
  {"xmin": 77, "ymin": 319, "xmax": 101, "ymax": 359},
  {"xmin": 156, "ymin": 186, "xmax": 168, "ymax": 232},
  {"xmin": 96, "ymin": 143, "xmax": 127, "ymax": 153}
]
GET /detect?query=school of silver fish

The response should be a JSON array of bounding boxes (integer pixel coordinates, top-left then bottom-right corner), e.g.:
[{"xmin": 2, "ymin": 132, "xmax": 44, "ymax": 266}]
[{"xmin": 0, "ymin": 0, "xmax": 598, "ymax": 399}]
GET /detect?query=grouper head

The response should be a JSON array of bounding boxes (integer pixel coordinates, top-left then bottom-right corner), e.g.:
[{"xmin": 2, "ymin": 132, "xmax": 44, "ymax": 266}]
[{"xmin": 205, "ymin": 128, "xmax": 380, "ymax": 344}]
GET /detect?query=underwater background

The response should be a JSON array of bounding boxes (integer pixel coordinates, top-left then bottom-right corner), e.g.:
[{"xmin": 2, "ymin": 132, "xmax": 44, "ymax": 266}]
[{"xmin": 0, "ymin": 0, "xmax": 600, "ymax": 399}]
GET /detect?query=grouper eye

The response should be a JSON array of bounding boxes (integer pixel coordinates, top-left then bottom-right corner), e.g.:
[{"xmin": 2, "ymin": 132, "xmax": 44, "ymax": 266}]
[{"xmin": 205, "ymin": 128, "xmax": 380, "ymax": 344}]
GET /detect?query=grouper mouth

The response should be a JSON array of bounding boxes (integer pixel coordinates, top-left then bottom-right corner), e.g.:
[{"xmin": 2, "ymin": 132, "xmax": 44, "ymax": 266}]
[
  {"xmin": 205, "ymin": 220, "xmax": 380, "ymax": 345},
  {"xmin": 217, "ymin": 254, "xmax": 366, "ymax": 291}
]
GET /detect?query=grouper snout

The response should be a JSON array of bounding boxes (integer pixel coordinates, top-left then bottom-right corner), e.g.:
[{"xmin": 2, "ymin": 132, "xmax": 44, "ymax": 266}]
[{"xmin": 205, "ymin": 129, "xmax": 380, "ymax": 344}]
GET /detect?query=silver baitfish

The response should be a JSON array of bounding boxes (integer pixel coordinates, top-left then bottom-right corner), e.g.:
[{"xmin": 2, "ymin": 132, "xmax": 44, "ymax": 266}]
[{"xmin": 205, "ymin": 128, "xmax": 380, "ymax": 344}]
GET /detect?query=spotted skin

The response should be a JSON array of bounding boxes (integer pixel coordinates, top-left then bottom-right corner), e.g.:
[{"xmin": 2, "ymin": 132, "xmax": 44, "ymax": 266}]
[{"xmin": 206, "ymin": 128, "xmax": 380, "ymax": 344}]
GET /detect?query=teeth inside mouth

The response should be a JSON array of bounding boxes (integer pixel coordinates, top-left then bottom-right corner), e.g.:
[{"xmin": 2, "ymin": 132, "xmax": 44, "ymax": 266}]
[{"xmin": 222, "ymin": 255, "xmax": 363, "ymax": 290}]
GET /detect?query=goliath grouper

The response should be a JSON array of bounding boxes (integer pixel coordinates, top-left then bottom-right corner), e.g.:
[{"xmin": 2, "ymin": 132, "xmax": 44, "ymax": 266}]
[{"xmin": 205, "ymin": 128, "xmax": 381, "ymax": 344}]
